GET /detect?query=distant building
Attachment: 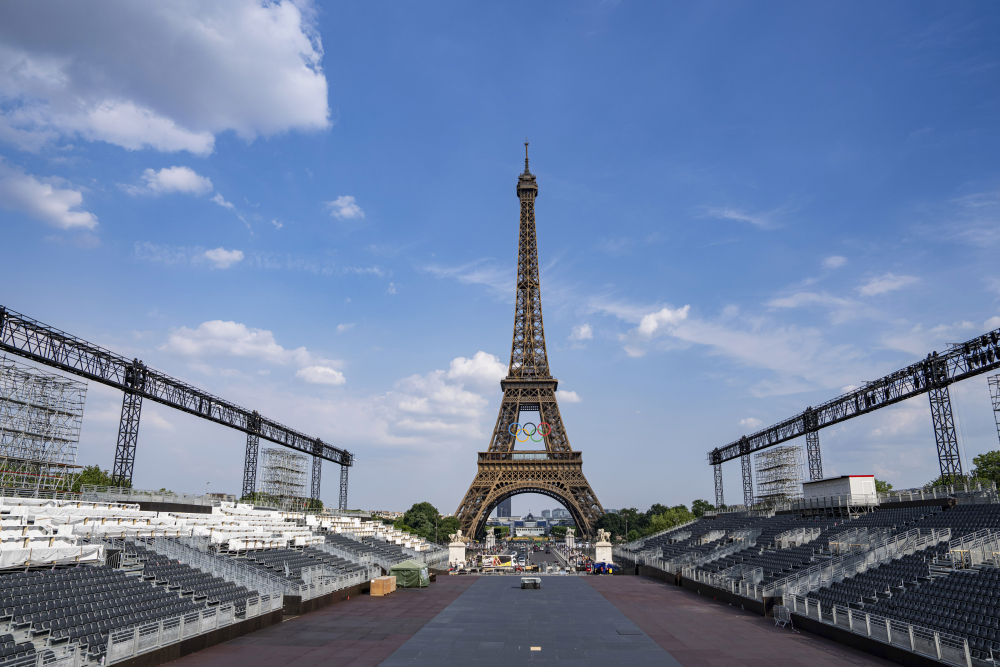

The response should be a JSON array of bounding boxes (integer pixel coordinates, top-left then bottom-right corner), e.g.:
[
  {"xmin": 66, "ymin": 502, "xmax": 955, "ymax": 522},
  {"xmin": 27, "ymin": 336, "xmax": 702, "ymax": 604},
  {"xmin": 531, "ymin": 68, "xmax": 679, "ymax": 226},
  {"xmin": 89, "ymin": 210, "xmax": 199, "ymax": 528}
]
[
  {"xmin": 496, "ymin": 497, "xmax": 512, "ymax": 518},
  {"xmin": 550, "ymin": 508, "xmax": 570, "ymax": 519},
  {"xmin": 541, "ymin": 509, "xmax": 551, "ymax": 518}
]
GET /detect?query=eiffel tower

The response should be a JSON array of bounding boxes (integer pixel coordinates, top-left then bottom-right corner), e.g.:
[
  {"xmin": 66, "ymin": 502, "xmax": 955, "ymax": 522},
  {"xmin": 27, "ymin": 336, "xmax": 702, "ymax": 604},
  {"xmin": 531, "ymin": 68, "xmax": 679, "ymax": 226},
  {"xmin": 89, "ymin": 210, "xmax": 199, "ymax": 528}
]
[{"xmin": 455, "ymin": 144, "xmax": 604, "ymax": 537}]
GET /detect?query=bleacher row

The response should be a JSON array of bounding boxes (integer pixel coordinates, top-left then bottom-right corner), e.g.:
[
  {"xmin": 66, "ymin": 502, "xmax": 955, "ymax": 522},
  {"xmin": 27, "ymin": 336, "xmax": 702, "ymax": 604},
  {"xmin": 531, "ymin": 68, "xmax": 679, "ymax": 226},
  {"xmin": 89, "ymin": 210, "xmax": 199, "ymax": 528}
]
[
  {"xmin": 0, "ymin": 496, "xmax": 447, "ymax": 666},
  {"xmin": 621, "ymin": 499, "xmax": 1000, "ymax": 664}
]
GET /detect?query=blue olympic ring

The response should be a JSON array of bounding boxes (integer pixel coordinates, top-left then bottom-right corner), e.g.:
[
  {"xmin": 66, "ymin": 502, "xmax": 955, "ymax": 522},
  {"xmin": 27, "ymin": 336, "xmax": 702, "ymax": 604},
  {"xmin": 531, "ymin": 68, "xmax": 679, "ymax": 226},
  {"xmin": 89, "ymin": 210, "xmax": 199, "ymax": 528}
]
[{"xmin": 506, "ymin": 422, "xmax": 551, "ymax": 442}]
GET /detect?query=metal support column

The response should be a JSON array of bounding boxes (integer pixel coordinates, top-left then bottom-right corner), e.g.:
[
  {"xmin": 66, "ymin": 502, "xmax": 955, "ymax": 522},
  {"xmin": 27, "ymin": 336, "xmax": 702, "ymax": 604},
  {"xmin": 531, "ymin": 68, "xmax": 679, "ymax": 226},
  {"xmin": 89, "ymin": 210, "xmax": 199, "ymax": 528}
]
[
  {"xmin": 310, "ymin": 439, "xmax": 322, "ymax": 502},
  {"xmin": 806, "ymin": 431, "xmax": 823, "ymax": 481},
  {"xmin": 713, "ymin": 463, "xmax": 724, "ymax": 509},
  {"xmin": 927, "ymin": 354, "xmax": 963, "ymax": 482},
  {"xmin": 112, "ymin": 360, "xmax": 145, "ymax": 486},
  {"xmin": 242, "ymin": 411, "xmax": 261, "ymax": 499},
  {"xmin": 740, "ymin": 437, "xmax": 753, "ymax": 507},
  {"xmin": 339, "ymin": 464, "xmax": 349, "ymax": 511},
  {"xmin": 989, "ymin": 374, "xmax": 1000, "ymax": 446}
]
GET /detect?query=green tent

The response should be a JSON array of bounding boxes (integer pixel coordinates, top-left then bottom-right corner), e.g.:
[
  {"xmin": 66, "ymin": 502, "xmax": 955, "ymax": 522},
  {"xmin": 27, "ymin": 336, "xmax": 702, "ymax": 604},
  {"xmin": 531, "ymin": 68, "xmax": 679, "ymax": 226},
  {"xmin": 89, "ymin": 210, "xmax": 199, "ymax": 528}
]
[{"xmin": 389, "ymin": 559, "xmax": 430, "ymax": 588}]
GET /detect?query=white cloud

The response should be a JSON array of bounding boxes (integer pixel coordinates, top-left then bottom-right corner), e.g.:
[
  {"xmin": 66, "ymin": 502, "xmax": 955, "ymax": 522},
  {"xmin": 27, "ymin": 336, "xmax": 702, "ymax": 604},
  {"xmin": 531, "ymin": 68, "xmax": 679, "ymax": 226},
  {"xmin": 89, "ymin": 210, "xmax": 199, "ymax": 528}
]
[
  {"xmin": 570, "ymin": 323, "xmax": 593, "ymax": 341},
  {"xmin": 211, "ymin": 193, "xmax": 235, "ymax": 210},
  {"xmin": 202, "ymin": 247, "xmax": 244, "ymax": 269},
  {"xmin": 557, "ymin": 390, "xmax": 581, "ymax": 404},
  {"xmin": 986, "ymin": 316, "xmax": 1000, "ymax": 330},
  {"xmin": 446, "ymin": 351, "xmax": 506, "ymax": 388},
  {"xmin": 637, "ymin": 305, "xmax": 691, "ymax": 338},
  {"xmin": 0, "ymin": 2, "xmax": 329, "ymax": 155},
  {"xmin": 162, "ymin": 320, "xmax": 341, "ymax": 378},
  {"xmin": 858, "ymin": 273, "xmax": 919, "ymax": 297},
  {"xmin": 335, "ymin": 323, "xmax": 355, "ymax": 334},
  {"xmin": 270, "ymin": 218, "xmax": 284, "ymax": 230},
  {"xmin": 386, "ymin": 282, "xmax": 397, "ymax": 295},
  {"xmin": 766, "ymin": 291, "xmax": 870, "ymax": 325},
  {"xmin": 823, "ymin": 255, "xmax": 847, "ymax": 269},
  {"xmin": 739, "ymin": 417, "xmax": 763, "ymax": 429},
  {"xmin": 0, "ymin": 161, "xmax": 97, "ymax": 230},
  {"xmin": 131, "ymin": 166, "xmax": 213, "ymax": 196},
  {"xmin": 702, "ymin": 206, "xmax": 779, "ymax": 230},
  {"xmin": 423, "ymin": 260, "xmax": 512, "ymax": 298},
  {"xmin": 295, "ymin": 365, "xmax": 346, "ymax": 386},
  {"xmin": 881, "ymin": 320, "xmax": 976, "ymax": 356},
  {"xmin": 326, "ymin": 195, "xmax": 365, "ymax": 220}
]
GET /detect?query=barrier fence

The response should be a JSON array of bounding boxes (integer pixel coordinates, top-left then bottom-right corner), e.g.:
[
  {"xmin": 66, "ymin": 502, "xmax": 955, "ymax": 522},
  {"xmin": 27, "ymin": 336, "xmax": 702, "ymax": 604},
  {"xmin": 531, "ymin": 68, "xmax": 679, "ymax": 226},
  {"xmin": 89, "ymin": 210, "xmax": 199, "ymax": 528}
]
[
  {"xmin": 105, "ymin": 593, "xmax": 283, "ymax": 664},
  {"xmin": 786, "ymin": 594, "xmax": 973, "ymax": 667}
]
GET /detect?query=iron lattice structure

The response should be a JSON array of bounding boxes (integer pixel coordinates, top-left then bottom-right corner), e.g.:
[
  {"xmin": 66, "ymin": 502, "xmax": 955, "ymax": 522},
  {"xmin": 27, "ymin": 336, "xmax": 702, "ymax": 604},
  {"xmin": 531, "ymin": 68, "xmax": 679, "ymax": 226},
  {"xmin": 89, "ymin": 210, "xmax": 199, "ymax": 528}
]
[
  {"xmin": 261, "ymin": 447, "xmax": 308, "ymax": 500},
  {"xmin": 988, "ymin": 374, "xmax": 1000, "ymax": 447},
  {"xmin": 455, "ymin": 145, "xmax": 604, "ymax": 537},
  {"xmin": 339, "ymin": 463, "xmax": 349, "ymax": 511},
  {"xmin": 0, "ymin": 306, "xmax": 353, "ymax": 489},
  {"xmin": 741, "ymin": 449, "xmax": 753, "ymax": 507},
  {"xmin": 0, "ymin": 356, "xmax": 86, "ymax": 492},
  {"xmin": 805, "ymin": 431, "xmax": 823, "ymax": 481},
  {"xmin": 713, "ymin": 463, "xmax": 724, "ymax": 509},
  {"xmin": 709, "ymin": 331, "xmax": 1000, "ymax": 496},
  {"xmin": 754, "ymin": 445, "xmax": 804, "ymax": 505}
]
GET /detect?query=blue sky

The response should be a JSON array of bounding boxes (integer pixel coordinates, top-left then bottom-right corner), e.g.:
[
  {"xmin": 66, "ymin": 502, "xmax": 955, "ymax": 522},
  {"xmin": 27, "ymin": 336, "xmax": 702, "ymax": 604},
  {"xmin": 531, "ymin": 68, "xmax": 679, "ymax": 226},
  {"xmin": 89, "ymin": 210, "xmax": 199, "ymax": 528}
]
[{"xmin": 1, "ymin": 1, "xmax": 999, "ymax": 514}]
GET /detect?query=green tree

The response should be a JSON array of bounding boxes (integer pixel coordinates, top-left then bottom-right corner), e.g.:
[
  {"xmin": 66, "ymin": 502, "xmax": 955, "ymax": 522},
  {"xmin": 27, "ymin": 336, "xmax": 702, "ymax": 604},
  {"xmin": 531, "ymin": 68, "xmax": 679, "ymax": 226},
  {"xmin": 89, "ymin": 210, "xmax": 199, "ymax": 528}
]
[
  {"xmin": 874, "ymin": 478, "xmax": 893, "ymax": 495},
  {"xmin": 549, "ymin": 525, "xmax": 568, "ymax": 538},
  {"xmin": 438, "ymin": 515, "xmax": 460, "ymax": 542},
  {"xmin": 972, "ymin": 450, "xmax": 1000, "ymax": 487},
  {"xmin": 691, "ymin": 499, "xmax": 714, "ymax": 518},
  {"xmin": 70, "ymin": 465, "xmax": 125, "ymax": 492}
]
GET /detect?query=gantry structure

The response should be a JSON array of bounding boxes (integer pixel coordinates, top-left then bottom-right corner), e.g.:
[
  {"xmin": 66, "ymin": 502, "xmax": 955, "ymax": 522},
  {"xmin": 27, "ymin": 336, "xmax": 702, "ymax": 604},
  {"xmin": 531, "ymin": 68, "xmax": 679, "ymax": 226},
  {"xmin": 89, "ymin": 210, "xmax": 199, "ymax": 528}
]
[
  {"xmin": 455, "ymin": 144, "xmax": 604, "ymax": 537},
  {"xmin": 710, "ymin": 329, "xmax": 1000, "ymax": 508},
  {"xmin": 0, "ymin": 306, "xmax": 353, "ymax": 507}
]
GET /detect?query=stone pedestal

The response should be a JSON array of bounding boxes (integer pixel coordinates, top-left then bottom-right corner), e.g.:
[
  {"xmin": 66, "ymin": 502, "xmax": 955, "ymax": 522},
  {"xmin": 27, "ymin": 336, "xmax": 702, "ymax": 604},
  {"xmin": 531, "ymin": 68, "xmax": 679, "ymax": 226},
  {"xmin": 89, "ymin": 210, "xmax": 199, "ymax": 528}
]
[
  {"xmin": 485, "ymin": 531, "xmax": 496, "ymax": 550},
  {"xmin": 594, "ymin": 540, "xmax": 613, "ymax": 564},
  {"xmin": 448, "ymin": 541, "xmax": 466, "ymax": 568}
]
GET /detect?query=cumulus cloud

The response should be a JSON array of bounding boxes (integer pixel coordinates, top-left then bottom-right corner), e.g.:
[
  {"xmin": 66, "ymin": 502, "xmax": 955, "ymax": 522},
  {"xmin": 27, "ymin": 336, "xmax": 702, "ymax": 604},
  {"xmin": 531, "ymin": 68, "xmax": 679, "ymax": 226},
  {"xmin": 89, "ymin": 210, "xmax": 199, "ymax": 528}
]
[
  {"xmin": 129, "ymin": 166, "xmax": 213, "ymax": 196},
  {"xmin": 295, "ymin": 365, "xmax": 346, "ymax": 386},
  {"xmin": 557, "ymin": 390, "xmax": 581, "ymax": 403},
  {"xmin": 858, "ymin": 273, "xmax": 919, "ymax": 297},
  {"xmin": 739, "ymin": 417, "xmax": 763, "ymax": 429},
  {"xmin": 637, "ymin": 305, "xmax": 691, "ymax": 338},
  {"xmin": 446, "ymin": 351, "xmax": 506, "ymax": 388},
  {"xmin": 211, "ymin": 193, "xmax": 235, "ymax": 210},
  {"xmin": 823, "ymin": 255, "xmax": 847, "ymax": 269},
  {"xmin": 326, "ymin": 195, "xmax": 365, "ymax": 220},
  {"xmin": 0, "ymin": 1, "xmax": 329, "ymax": 154},
  {"xmin": 162, "ymin": 320, "xmax": 343, "ymax": 386},
  {"xmin": 569, "ymin": 323, "xmax": 593, "ymax": 341},
  {"xmin": 0, "ymin": 161, "xmax": 97, "ymax": 230},
  {"xmin": 202, "ymin": 247, "xmax": 244, "ymax": 269}
]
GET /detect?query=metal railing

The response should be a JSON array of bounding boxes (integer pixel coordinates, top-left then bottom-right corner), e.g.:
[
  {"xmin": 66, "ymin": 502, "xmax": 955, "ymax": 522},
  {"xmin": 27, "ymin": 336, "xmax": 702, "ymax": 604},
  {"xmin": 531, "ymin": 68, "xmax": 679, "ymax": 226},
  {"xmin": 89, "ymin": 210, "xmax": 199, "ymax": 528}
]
[
  {"xmin": 106, "ymin": 593, "xmax": 283, "ymax": 664},
  {"xmin": 79, "ymin": 485, "xmax": 233, "ymax": 507},
  {"xmin": 0, "ymin": 645, "xmax": 86, "ymax": 667},
  {"xmin": 878, "ymin": 481, "xmax": 998, "ymax": 505},
  {"xmin": 944, "ymin": 529, "xmax": 1000, "ymax": 568},
  {"xmin": 144, "ymin": 537, "xmax": 285, "ymax": 598},
  {"xmin": 762, "ymin": 528, "xmax": 950, "ymax": 598},
  {"xmin": 786, "ymin": 594, "xmax": 973, "ymax": 667}
]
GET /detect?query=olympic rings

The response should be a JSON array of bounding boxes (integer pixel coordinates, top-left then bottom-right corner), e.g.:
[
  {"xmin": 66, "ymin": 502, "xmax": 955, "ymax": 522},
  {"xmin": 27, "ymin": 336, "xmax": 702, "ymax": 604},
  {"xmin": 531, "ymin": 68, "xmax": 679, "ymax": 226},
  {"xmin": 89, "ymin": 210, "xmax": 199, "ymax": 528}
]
[{"xmin": 505, "ymin": 422, "xmax": 552, "ymax": 441}]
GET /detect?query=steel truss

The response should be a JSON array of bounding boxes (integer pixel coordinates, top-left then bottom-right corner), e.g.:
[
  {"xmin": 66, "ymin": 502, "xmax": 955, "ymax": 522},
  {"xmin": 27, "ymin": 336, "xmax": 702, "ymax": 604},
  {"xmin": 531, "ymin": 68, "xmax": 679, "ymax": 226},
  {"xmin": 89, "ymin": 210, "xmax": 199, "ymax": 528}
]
[
  {"xmin": 0, "ymin": 306, "xmax": 353, "ymax": 485},
  {"xmin": 989, "ymin": 374, "xmax": 1000, "ymax": 447},
  {"xmin": 339, "ymin": 463, "xmax": 349, "ymax": 511},
  {"xmin": 928, "ymin": 385, "xmax": 963, "ymax": 481},
  {"xmin": 713, "ymin": 463, "xmax": 724, "ymax": 509},
  {"xmin": 242, "ymin": 411, "xmax": 261, "ymax": 499},
  {"xmin": 709, "ymin": 330, "xmax": 1000, "ymax": 468},
  {"xmin": 311, "ymin": 440, "xmax": 322, "ymax": 502},
  {"xmin": 805, "ymin": 431, "xmax": 822, "ymax": 481},
  {"xmin": 455, "ymin": 146, "xmax": 604, "ymax": 537},
  {"xmin": 741, "ymin": 448, "xmax": 753, "ymax": 508}
]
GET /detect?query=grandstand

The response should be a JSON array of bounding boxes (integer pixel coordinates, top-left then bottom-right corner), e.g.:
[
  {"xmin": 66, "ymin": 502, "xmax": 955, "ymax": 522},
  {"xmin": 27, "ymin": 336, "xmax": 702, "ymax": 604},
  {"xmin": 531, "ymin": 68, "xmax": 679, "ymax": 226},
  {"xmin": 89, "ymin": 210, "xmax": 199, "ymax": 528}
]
[
  {"xmin": 0, "ymin": 492, "xmax": 447, "ymax": 666},
  {"xmin": 616, "ymin": 484, "xmax": 1000, "ymax": 666}
]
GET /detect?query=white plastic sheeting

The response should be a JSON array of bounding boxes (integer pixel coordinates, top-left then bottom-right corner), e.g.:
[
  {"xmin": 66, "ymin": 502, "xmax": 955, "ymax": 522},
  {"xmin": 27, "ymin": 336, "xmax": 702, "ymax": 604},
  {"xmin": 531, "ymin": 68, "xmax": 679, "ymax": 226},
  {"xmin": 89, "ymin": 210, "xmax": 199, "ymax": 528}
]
[{"xmin": 0, "ymin": 542, "xmax": 103, "ymax": 568}]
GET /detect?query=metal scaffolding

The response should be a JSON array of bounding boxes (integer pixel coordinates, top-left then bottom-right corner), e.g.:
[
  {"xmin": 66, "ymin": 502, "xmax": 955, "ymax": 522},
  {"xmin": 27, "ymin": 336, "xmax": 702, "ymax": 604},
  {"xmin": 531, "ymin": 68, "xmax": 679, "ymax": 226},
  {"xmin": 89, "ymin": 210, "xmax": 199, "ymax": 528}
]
[
  {"xmin": 261, "ymin": 447, "xmax": 308, "ymax": 500},
  {"xmin": 754, "ymin": 445, "xmax": 804, "ymax": 505},
  {"xmin": 0, "ymin": 356, "xmax": 86, "ymax": 492},
  {"xmin": 805, "ymin": 431, "xmax": 823, "ymax": 481},
  {"xmin": 713, "ymin": 463, "xmax": 724, "ymax": 509}
]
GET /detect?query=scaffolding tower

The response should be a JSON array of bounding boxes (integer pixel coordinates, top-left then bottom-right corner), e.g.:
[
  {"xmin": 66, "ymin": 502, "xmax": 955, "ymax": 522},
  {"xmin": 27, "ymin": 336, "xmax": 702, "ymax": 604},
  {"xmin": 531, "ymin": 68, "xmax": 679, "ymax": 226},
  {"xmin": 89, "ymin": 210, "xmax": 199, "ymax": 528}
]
[
  {"xmin": 260, "ymin": 447, "xmax": 308, "ymax": 501},
  {"xmin": 754, "ymin": 445, "xmax": 804, "ymax": 505},
  {"xmin": 0, "ymin": 356, "xmax": 86, "ymax": 492}
]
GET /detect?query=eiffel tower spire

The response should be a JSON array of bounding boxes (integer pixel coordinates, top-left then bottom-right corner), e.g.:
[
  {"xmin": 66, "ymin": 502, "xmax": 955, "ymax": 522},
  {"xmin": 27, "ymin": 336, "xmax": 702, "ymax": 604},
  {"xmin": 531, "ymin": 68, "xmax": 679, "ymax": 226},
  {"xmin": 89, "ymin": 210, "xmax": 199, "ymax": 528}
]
[
  {"xmin": 510, "ymin": 140, "xmax": 548, "ymax": 379},
  {"xmin": 455, "ymin": 145, "xmax": 604, "ymax": 537}
]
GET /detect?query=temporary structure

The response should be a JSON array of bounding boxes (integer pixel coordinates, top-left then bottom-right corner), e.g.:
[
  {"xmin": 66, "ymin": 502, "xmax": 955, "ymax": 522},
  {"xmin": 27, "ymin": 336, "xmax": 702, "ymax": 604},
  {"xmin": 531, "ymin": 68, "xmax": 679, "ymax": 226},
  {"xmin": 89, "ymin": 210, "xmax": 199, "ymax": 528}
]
[{"xmin": 389, "ymin": 559, "xmax": 429, "ymax": 588}]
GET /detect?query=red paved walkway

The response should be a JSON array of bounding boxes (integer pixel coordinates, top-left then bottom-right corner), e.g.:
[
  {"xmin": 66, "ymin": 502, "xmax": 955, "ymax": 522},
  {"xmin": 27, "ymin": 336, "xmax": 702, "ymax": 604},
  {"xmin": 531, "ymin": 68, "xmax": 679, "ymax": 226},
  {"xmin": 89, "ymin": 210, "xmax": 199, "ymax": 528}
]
[
  {"xmin": 169, "ymin": 577, "xmax": 476, "ymax": 667},
  {"xmin": 587, "ymin": 576, "xmax": 897, "ymax": 666}
]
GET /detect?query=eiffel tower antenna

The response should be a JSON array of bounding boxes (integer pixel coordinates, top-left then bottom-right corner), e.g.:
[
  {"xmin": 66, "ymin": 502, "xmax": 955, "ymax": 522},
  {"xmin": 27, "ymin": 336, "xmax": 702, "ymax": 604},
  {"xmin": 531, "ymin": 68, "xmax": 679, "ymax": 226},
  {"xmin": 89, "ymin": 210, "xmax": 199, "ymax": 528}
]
[{"xmin": 455, "ymin": 145, "xmax": 605, "ymax": 537}]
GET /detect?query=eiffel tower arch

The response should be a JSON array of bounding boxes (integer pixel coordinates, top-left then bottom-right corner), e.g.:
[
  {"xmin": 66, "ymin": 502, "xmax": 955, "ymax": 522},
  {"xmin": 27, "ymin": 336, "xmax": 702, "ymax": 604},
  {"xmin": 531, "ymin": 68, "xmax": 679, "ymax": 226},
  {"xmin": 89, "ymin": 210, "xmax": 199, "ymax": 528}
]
[{"xmin": 455, "ymin": 144, "xmax": 605, "ymax": 537}]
